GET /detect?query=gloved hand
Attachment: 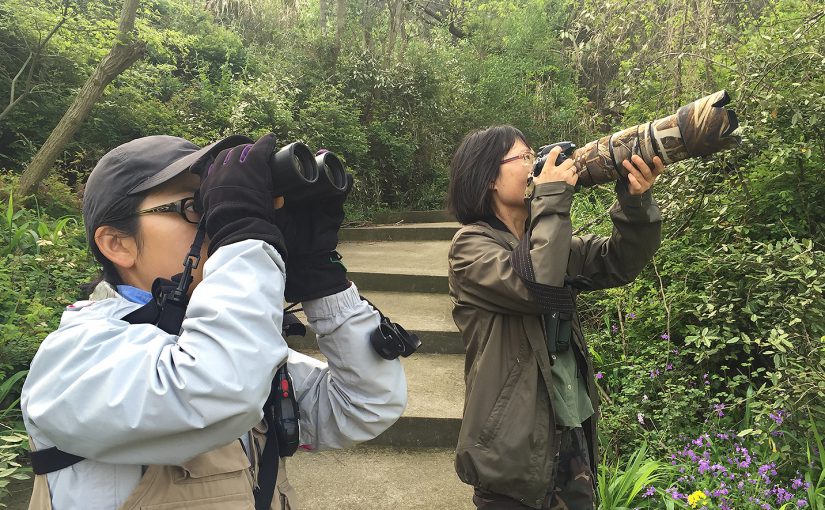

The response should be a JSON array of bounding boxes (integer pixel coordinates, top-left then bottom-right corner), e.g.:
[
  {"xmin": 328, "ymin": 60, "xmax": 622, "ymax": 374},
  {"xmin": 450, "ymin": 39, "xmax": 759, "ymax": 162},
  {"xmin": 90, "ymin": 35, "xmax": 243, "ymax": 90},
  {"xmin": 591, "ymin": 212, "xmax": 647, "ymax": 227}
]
[
  {"xmin": 195, "ymin": 133, "xmax": 287, "ymax": 258},
  {"xmin": 273, "ymin": 173, "xmax": 353, "ymax": 302}
]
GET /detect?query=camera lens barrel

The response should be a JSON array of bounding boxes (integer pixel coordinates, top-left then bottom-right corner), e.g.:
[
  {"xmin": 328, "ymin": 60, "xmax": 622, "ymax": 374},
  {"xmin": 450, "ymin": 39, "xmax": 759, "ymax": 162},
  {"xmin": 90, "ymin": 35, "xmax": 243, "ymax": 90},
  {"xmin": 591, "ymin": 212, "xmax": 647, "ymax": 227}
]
[{"xmin": 571, "ymin": 90, "xmax": 740, "ymax": 187}]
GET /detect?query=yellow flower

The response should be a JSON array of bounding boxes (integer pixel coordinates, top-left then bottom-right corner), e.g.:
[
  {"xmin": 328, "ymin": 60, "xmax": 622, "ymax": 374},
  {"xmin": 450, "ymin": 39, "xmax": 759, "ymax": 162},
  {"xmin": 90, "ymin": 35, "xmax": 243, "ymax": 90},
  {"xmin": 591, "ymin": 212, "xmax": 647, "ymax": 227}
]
[{"xmin": 687, "ymin": 490, "xmax": 708, "ymax": 508}]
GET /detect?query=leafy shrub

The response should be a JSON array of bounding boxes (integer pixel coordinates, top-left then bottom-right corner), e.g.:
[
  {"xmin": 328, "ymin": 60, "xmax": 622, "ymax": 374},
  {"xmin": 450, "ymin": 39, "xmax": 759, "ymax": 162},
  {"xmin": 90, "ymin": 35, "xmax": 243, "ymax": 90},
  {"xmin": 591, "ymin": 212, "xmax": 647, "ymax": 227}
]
[{"xmin": 0, "ymin": 192, "xmax": 94, "ymax": 369}]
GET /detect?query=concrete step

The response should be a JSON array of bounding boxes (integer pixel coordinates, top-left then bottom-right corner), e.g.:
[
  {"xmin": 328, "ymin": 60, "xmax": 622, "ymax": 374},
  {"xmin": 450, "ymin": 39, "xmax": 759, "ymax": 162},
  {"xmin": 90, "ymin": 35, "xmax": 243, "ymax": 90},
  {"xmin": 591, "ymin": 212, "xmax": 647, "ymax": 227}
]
[
  {"xmin": 288, "ymin": 291, "xmax": 463, "ymax": 354},
  {"xmin": 288, "ymin": 446, "xmax": 473, "ymax": 509},
  {"xmin": 340, "ymin": 222, "xmax": 460, "ymax": 242},
  {"xmin": 338, "ymin": 240, "xmax": 449, "ymax": 294},
  {"xmin": 297, "ymin": 351, "xmax": 464, "ymax": 448},
  {"xmin": 339, "ymin": 241, "xmax": 449, "ymax": 277},
  {"xmin": 373, "ymin": 210, "xmax": 455, "ymax": 224}
]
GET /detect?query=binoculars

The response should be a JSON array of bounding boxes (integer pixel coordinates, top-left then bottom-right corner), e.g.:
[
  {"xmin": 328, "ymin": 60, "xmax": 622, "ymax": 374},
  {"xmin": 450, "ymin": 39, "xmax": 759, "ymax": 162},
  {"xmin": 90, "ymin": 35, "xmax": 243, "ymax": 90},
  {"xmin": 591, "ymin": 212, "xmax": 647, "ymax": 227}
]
[
  {"xmin": 533, "ymin": 90, "xmax": 741, "ymax": 186},
  {"xmin": 268, "ymin": 143, "xmax": 352, "ymax": 205}
]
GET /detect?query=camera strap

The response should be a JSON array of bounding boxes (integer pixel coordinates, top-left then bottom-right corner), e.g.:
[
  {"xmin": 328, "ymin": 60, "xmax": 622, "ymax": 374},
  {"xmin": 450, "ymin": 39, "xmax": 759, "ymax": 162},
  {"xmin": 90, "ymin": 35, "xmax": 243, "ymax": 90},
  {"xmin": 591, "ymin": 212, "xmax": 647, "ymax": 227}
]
[{"xmin": 510, "ymin": 235, "xmax": 576, "ymax": 315}]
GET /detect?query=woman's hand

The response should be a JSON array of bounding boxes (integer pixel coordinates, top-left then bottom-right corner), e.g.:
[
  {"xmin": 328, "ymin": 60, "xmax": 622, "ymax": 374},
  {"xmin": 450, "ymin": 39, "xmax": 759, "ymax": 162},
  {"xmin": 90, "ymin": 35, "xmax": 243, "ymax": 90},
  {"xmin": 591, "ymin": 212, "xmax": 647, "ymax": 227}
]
[
  {"xmin": 534, "ymin": 146, "xmax": 579, "ymax": 186},
  {"xmin": 622, "ymin": 155, "xmax": 665, "ymax": 195}
]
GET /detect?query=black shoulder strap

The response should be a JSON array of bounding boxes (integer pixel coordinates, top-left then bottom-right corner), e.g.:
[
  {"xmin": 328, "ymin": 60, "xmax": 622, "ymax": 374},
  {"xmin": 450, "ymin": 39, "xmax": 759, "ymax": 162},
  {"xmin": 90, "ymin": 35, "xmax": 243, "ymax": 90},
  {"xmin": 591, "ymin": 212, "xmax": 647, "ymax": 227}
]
[
  {"xmin": 510, "ymin": 235, "xmax": 576, "ymax": 314},
  {"xmin": 29, "ymin": 447, "xmax": 84, "ymax": 475}
]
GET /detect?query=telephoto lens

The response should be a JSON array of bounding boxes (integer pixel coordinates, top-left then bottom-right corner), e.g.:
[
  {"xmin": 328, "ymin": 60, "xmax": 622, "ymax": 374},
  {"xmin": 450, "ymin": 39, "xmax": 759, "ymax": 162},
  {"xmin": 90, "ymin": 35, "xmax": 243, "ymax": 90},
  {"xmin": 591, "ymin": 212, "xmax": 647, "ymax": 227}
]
[
  {"xmin": 269, "ymin": 142, "xmax": 319, "ymax": 198},
  {"xmin": 571, "ymin": 90, "xmax": 740, "ymax": 187}
]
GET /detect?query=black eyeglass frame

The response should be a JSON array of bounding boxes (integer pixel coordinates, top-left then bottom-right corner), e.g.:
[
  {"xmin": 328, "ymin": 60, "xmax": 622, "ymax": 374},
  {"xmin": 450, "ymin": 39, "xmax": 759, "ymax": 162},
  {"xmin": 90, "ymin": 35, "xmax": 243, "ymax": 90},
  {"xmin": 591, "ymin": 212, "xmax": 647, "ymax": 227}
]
[{"xmin": 131, "ymin": 196, "xmax": 201, "ymax": 224}]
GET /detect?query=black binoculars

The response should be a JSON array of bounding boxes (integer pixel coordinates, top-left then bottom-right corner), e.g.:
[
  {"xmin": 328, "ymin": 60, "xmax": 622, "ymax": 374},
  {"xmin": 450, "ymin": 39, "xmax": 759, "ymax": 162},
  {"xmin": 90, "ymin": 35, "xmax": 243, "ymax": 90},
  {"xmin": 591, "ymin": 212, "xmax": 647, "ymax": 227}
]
[{"xmin": 269, "ymin": 143, "xmax": 352, "ymax": 206}]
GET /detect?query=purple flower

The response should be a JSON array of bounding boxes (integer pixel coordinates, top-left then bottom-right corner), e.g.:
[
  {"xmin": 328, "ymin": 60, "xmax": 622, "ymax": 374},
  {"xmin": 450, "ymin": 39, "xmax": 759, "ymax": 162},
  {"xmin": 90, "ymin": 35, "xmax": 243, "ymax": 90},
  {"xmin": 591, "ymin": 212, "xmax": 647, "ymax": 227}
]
[
  {"xmin": 666, "ymin": 362, "xmax": 674, "ymax": 371},
  {"xmin": 797, "ymin": 499, "xmax": 808, "ymax": 508},
  {"xmin": 643, "ymin": 486, "xmax": 656, "ymax": 498},
  {"xmin": 650, "ymin": 368, "xmax": 661, "ymax": 378},
  {"xmin": 660, "ymin": 333, "xmax": 670, "ymax": 340},
  {"xmin": 769, "ymin": 410, "xmax": 786, "ymax": 426},
  {"xmin": 665, "ymin": 487, "xmax": 684, "ymax": 500},
  {"xmin": 595, "ymin": 372, "xmax": 604, "ymax": 380},
  {"xmin": 774, "ymin": 487, "xmax": 793, "ymax": 503},
  {"xmin": 792, "ymin": 478, "xmax": 804, "ymax": 490},
  {"xmin": 626, "ymin": 312, "xmax": 636, "ymax": 319},
  {"xmin": 611, "ymin": 324, "xmax": 618, "ymax": 334},
  {"xmin": 715, "ymin": 403, "xmax": 726, "ymax": 417}
]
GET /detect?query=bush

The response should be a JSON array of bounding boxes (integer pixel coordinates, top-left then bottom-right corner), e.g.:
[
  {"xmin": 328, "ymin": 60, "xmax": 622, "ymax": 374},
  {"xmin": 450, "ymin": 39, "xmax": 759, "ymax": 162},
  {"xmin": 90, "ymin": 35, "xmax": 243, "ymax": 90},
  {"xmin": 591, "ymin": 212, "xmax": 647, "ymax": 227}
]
[{"xmin": 0, "ymin": 190, "xmax": 94, "ymax": 369}]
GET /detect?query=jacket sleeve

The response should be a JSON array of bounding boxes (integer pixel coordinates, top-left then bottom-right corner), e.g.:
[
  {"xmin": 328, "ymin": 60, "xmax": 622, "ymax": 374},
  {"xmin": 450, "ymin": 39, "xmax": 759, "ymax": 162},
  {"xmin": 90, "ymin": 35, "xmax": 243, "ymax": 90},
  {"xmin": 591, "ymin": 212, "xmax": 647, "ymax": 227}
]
[
  {"xmin": 448, "ymin": 181, "xmax": 574, "ymax": 315},
  {"xmin": 568, "ymin": 182, "xmax": 663, "ymax": 290},
  {"xmin": 22, "ymin": 240, "xmax": 288, "ymax": 465},
  {"xmin": 286, "ymin": 283, "xmax": 407, "ymax": 451}
]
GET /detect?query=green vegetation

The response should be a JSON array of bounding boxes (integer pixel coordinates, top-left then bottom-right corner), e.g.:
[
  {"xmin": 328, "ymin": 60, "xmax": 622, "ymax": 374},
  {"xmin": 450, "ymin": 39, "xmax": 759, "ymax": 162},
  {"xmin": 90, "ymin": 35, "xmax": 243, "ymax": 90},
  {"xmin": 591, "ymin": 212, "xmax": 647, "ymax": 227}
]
[{"xmin": 1, "ymin": 0, "xmax": 823, "ymax": 507}]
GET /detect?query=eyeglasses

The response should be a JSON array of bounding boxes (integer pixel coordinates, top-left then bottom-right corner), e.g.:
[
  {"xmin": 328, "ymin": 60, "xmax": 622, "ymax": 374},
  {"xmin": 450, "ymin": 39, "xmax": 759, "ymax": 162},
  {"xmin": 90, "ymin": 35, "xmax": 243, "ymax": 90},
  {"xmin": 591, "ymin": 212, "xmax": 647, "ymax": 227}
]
[
  {"xmin": 133, "ymin": 197, "xmax": 201, "ymax": 224},
  {"xmin": 500, "ymin": 151, "xmax": 537, "ymax": 167}
]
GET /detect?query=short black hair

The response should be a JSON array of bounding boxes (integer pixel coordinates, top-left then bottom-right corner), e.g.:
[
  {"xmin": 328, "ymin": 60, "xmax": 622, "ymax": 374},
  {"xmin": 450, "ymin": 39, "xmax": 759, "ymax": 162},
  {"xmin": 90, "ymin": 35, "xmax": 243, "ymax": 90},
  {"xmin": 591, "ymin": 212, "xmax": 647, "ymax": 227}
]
[
  {"xmin": 447, "ymin": 125, "xmax": 528, "ymax": 225},
  {"xmin": 81, "ymin": 194, "xmax": 144, "ymax": 296}
]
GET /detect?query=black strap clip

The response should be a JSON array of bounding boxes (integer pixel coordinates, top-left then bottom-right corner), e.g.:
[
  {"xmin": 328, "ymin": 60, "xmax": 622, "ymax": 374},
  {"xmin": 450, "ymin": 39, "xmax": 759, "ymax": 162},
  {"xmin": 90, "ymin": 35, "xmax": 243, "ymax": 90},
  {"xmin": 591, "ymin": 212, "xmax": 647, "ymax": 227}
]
[{"xmin": 365, "ymin": 297, "xmax": 421, "ymax": 360}]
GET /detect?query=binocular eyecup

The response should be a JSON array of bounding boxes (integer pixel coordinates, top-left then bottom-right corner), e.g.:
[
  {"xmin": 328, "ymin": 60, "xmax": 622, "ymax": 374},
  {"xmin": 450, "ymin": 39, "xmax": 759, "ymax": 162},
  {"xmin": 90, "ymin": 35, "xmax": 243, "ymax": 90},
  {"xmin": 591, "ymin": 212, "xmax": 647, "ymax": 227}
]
[{"xmin": 269, "ymin": 143, "xmax": 351, "ymax": 206}]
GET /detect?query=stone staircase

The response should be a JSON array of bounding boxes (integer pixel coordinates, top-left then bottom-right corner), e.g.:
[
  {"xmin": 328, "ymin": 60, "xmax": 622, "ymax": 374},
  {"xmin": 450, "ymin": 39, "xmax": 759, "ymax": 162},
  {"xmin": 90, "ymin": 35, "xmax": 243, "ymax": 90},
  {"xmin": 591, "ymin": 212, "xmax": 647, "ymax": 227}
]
[{"xmin": 287, "ymin": 210, "xmax": 474, "ymax": 508}]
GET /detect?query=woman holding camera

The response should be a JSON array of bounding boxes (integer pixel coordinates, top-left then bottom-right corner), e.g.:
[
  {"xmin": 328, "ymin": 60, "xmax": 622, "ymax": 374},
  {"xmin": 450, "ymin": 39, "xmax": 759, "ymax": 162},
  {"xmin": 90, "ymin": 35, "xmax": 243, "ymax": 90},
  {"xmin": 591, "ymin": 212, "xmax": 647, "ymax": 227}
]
[
  {"xmin": 447, "ymin": 125, "xmax": 664, "ymax": 509},
  {"xmin": 21, "ymin": 133, "xmax": 407, "ymax": 509}
]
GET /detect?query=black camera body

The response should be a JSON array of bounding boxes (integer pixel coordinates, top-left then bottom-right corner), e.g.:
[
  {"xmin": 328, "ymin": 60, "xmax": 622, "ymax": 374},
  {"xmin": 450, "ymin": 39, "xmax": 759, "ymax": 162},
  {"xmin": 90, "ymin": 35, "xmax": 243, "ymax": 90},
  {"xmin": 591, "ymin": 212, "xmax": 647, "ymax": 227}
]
[{"xmin": 532, "ymin": 141, "xmax": 577, "ymax": 177}]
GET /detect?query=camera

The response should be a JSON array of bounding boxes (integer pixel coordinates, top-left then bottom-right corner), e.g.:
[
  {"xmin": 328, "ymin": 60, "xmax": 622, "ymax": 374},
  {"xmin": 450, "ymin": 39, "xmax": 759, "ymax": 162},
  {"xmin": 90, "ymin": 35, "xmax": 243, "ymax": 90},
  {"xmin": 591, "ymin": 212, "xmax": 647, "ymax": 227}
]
[{"xmin": 532, "ymin": 141, "xmax": 577, "ymax": 177}]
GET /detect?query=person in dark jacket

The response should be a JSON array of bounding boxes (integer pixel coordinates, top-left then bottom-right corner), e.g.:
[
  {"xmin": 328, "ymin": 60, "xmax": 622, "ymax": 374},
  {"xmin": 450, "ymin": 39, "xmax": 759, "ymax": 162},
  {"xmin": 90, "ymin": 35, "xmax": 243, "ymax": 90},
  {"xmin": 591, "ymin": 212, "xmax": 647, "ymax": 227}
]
[{"xmin": 447, "ymin": 125, "xmax": 664, "ymax": 509}]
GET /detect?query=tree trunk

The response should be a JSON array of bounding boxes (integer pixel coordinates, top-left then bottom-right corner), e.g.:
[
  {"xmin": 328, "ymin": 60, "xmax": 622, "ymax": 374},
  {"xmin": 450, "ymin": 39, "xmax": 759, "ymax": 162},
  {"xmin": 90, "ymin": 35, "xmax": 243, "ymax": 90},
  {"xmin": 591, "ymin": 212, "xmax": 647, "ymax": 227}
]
[
  {"xmin": 16, "ymin": 0, "xmax": 145, "ymax": 198},
  {"xmin": 386, "ymin": 0, "xmax": 403, "ymax": 59},
  {"xmin": 334, "ymin": 0, "xmax": 346, "ymax": 47},
  {"xmin": 320, "ymin": 0, "xmax": 328, "ymax": 34},
  {"xmin": 362, "ymin": 0, "xmax": 373, "ymax": 53}
]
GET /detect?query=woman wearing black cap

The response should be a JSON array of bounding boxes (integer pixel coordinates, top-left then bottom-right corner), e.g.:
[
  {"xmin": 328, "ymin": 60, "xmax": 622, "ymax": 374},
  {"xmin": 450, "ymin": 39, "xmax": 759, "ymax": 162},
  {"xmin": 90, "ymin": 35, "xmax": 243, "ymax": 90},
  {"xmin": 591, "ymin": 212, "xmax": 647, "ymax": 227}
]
[{"xmin": 21, "ymin": 133, "xmax": 407, "ymax": 509}]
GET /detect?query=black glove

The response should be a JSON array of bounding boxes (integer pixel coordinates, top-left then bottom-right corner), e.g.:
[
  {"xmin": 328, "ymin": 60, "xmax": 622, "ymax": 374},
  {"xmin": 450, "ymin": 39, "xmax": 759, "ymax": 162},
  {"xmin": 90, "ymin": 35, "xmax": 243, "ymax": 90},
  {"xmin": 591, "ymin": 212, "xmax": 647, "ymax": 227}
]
[
  {"xmin": 195, "ymin": 133, "xmax": 287, "ymax": 258},
  {"xmin": 273, "ymin": 174, "xmax": 353, "ymax": 302}
]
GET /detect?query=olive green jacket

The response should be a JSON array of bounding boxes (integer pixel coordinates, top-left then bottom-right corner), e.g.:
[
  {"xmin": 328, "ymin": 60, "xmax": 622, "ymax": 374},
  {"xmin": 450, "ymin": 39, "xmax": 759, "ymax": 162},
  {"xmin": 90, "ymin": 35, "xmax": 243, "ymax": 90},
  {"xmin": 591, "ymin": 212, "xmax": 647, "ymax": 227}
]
[{"xmin": 449, "ymin": 181, "xmax": 662, "ymax": 508}]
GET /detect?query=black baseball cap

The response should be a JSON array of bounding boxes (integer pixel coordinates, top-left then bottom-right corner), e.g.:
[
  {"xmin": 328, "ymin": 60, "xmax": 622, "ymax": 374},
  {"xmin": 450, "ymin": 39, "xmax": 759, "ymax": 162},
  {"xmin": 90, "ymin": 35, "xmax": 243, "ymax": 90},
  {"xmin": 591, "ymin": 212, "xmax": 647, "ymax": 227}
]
[{"xmin": 82, "ymin": 134, "xmax": 252, "ymax": 243}]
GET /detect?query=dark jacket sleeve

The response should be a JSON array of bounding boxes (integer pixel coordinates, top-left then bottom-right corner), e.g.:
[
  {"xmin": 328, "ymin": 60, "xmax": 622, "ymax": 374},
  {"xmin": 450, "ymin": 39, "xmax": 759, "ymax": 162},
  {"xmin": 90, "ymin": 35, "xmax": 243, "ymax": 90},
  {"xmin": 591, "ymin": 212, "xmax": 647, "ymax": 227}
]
[
  {"xmin": 568, "ymin": 181, "xmax": 663, "ymax": 290},
  {"xmin": 448, "ymin": 181, "xmax": 573, "ymax": 315}
]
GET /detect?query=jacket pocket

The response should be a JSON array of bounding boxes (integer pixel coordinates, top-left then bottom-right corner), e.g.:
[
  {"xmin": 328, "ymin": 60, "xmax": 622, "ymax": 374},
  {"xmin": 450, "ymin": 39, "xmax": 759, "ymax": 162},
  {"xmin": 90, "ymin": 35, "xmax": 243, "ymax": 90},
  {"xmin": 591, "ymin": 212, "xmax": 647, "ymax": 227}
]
[
  {"xmin": 126, "ymin": 443, "xmax": 255, "ymax": 510},
  {"xmin": 477, "ymin": 348, "xmax": 527, "ymax": 446}
]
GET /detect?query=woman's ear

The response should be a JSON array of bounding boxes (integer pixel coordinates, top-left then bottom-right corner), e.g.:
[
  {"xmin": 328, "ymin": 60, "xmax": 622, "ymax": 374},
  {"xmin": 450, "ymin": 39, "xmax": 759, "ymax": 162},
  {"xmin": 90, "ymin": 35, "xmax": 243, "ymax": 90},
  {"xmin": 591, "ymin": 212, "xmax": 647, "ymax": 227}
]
[{"xmin": 94, "ymin": 225, "xmax": 138, "ymax": 271}]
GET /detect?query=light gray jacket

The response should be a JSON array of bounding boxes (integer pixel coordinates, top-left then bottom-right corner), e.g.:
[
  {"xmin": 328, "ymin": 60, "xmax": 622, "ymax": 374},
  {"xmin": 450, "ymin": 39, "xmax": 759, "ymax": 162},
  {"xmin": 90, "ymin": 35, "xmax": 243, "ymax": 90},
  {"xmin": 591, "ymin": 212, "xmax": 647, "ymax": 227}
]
[{"xmin": 21, "ymin": 239, "xmax": 407, "ymax": 509}]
